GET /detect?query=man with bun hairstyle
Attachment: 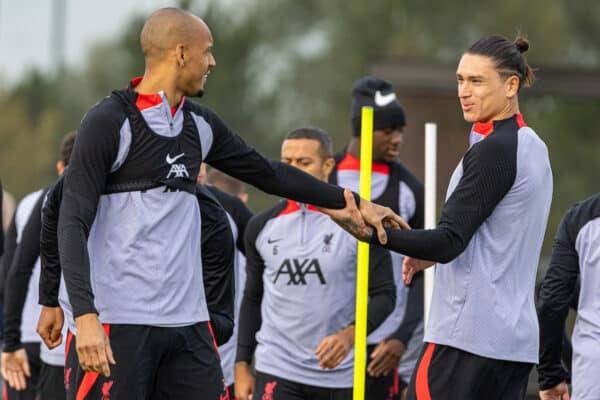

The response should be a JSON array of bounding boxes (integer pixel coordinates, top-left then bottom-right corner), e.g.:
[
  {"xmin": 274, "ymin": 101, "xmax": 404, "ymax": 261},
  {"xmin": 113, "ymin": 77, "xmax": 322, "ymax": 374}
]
[
  {"xmin": 323, "ymin": 35, "xmax": 552, "ymax": 399},
  {"xmin": 329, "ymin": 76, "xmax": 424, "ymax": 399}
]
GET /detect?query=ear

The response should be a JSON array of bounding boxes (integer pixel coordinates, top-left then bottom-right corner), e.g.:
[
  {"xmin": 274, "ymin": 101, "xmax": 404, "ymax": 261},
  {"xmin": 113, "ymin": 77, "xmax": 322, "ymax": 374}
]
[
  {"xmin": 323, "ymin": 157, "xmax": 335, "ymax": 180},
  {"xmin": 175, "ymin": 44, "xmax": 185, "ymax": 67},
  {"xmin": 56, "ymin": 161, "xmax": 65, "ymax": 176},
  {"xmin": 505, "ymin": 75, "xmax": 520, "ymax": 98}
]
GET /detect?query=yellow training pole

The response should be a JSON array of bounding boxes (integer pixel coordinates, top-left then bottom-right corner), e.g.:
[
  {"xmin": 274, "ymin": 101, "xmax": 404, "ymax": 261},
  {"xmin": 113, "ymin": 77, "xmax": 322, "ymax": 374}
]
[{"xmin": 353, "ymin": 106, "xmax": 373, "ymax": 400}]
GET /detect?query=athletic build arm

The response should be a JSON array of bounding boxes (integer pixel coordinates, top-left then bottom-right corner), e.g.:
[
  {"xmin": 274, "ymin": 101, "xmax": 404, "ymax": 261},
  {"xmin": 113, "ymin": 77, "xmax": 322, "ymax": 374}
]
[
  {"xmin": 389, "ymin": 183, "xmax": 424, "ymax": 344},
  {"xmin": 58, "ymin": 104, "xmax": 122, "ymax": 317},
  {"xmin": 3, "ymin": 193, "xmax": 44, "ymax": 352},
  {"xmin": 537, "ymin": 209, "xmax": 579, "ymax": 390},
  {"xmin": 366, "ymin": 246, "xmax": 396, "ymax": 334},
  {"xmin": 372, "ymin": 137, "xmax": 516, "ymax": 263},
  {"xmin": 202, "ymin": 108, "xmax": 360, "ymax": 210},
  {"xmin": 197, "ymin": 185, "xmax": 235, "ymax": 346},
  {"xmin": 0, "ymin": 218, "xmax": 17, "ymax": 303},
  {"xmin": 235, "ymin": 212, "xmax": 268, "ymax": 364},
  {"xmin": 0, "ymin": 180, "xmax": 4, "ymax": 258},
  {"xmin": 39, "ymin": 177, "xmax": 64, "ymax": 308}
]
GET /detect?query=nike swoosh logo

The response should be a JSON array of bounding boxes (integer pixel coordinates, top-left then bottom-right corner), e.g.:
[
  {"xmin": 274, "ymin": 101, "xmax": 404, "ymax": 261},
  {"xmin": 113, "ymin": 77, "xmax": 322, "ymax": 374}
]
[
  {"xmin": 374, "ymin": 90, "xmax": 396, "ymax": 107},
  {"xmin": 267, "ymin": 238, "xmax": 283, "ymax": 244},
  {"xmin": 166, "ymin": 153, "xmax": 185, "ymax": 164}
]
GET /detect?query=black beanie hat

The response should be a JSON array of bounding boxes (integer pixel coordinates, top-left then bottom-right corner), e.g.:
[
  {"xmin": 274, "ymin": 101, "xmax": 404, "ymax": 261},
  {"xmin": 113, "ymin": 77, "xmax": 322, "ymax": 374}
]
[{"xmin": 351, "ymin": 76, "xmax": 406, "ymax": 136}]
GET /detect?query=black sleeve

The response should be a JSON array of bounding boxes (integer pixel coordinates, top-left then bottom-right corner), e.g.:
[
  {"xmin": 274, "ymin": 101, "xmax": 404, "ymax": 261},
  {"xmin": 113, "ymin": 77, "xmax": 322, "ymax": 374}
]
[
  {"xmin": 366, "ymin": 246, "xmax": 396, "ymax": 334},
  {"xmin": 372, "ymin": 137, "xmax": 516, "ymax": 263},
  {"xmin": 235, "ymin": 205, "xmax": 283, "ymax": 363},
  {"xmin": 537, "ymin": 208, "xmax": 580, "ymax": 390},
  {"xmin": 388, "ymin": 271, "xmax": 423, "ymax": 344},
  {"xmin": 3, "ymin": 192, "xmax": 44, "ymax": 352},
  {"xmin": 206, "ymin": 186, "xmax": 254, "ymax": 255},
  {"xmin": 201, "ymin": 108, "xmax": 359, "ymax": 209},
  {"xmin": 39, "ymin": 177, "xmax": 64, "ymax": 307},
  {"xmin": 386, "ymin": 171, "xmax": 425, "ymax": 344},
  {"xmin": 0, "ymin": 180, "xmax": 4, "ymax": 258},
  {"xmin": 58, "ymin": 102, "xmax": 122, "ymax": 318},
  {"xmin": 197, "ymin": 185, "xmax": 235, "ymax": 346},
  {"xmin": 0, "ymin": 217, "xmax": 17, "ymax": 302}
]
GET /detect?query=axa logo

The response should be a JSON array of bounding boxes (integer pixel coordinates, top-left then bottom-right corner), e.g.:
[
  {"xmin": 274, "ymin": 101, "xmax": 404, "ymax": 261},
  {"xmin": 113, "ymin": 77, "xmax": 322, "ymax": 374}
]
[
  {"xmin": 166, "ymin": 152, "xmax": 189, "ymax": 179},
  {"xmin": 273, "ymin": 258, "xmax": 326, "ymax": 285}
]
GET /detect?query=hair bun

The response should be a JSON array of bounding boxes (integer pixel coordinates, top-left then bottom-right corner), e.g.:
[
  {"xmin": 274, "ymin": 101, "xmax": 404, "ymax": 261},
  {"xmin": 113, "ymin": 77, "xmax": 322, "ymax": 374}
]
[{"xmin": 514, "ymin": 37, "xmax": 529, "ymax": 53}]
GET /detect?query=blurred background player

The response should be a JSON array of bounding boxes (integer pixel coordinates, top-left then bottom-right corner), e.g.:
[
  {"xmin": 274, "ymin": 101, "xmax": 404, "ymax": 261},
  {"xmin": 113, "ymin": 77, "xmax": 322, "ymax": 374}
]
[
  {"xmin": 538, "ymin": 193, "xmax": 600, "ymax": 400},
  {"xmin": 330, "ymin": 76, "xmax": 424, "ymax": 400},
  {"xmin": 200, "ymin": 165, "xmax": 253, "ymax": 397},
  {"xmin": 234, "ymin": 127, "xmax": 396, "ymax": 400},
  {"xmin": 1, "ymin": 190, "xmax": 46, "ymax": 398},
  {"xmin": 1, "ymin": 132, "xmax": 75, "ymax": 400},
  {"xmin": 207, "ymin": 167, "xmax": 249, "ymax": 204}
]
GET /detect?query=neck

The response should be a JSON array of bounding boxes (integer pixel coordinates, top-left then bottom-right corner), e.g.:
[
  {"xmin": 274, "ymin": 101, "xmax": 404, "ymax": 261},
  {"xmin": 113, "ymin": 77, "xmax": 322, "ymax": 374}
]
[
  {"xmin": 492, "ymin": 98, "xmax": 520, "ymax": 122},
  {"xmin": 134, "ymin": 66, "xmax": 183, "ymax": 109},
  {"xmin": 347, "ymin": 137, "xmax": 361, "ymax": 159}
]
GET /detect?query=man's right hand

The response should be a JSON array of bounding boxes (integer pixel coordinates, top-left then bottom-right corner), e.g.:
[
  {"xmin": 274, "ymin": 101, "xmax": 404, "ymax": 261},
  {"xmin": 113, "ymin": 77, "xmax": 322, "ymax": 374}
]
[
  {"xmin": 75, "ymin": 313, "xmax": 116, "ymax": 377},
  {"xmin": 234, "ymin": 361, "xmax": 255, "ymax": 400},
  {"xmin": 320, "ymin": 189, "xmax": 409, "ymax": 244},
  {"xmin": 539, "ymin": 382, "xmax": 570, "ymax": 400},
  {"xmin": 37, "ymin": 306, "xmax": 64, "ymax": 349},
  {"xmin": 1, "ymin": 349, "xmax": 31, "ymax": 391}
]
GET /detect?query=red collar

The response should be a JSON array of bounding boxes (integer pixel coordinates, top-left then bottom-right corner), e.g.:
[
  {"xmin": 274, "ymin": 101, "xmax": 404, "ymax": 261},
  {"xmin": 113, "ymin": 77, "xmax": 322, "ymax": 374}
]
[
  {"xmin": 337, "ymin": 153, "xmax": 390, "ymax": 175},
  {"xmin": 278, "ymin": 200, "xmax": 321, "ymax": 216},
  {"xmin": 130, "ymin": 77, "xmax": 184, "ymax": 116},
  {"xmin": 473, "ymin": 114, "xmax": 527, "ymax": 137}
]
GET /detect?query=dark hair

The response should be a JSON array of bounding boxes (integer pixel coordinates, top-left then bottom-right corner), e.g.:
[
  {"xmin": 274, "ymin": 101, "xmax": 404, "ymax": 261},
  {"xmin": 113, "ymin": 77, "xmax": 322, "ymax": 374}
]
[
  {"xmin": 59, "ymin": 131, "xmax": 76, "ymax": 166},
  {"xmin": 285, "ymin": 127, "xmax": 333, "ymax": 159},
  {"xmin": 467, "ymin": 35, "xmax": 535, "ymax": 89}
]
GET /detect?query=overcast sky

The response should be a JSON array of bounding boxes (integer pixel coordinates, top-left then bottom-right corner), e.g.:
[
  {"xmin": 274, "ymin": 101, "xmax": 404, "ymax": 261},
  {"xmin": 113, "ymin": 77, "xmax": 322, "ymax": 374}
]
[{"xmin": 0, "ymin": 0, "xmax": 181, "ymax": 85}]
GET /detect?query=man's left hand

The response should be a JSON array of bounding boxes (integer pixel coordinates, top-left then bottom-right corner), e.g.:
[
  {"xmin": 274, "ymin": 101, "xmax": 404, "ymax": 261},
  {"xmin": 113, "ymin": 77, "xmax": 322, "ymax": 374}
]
[
  {"xmin": 1, "ymin": 349, "xmax": 31, "ymax": 391},
  {"xmin": 315, "ymin": 325, "xmax": 355, "ymax": 369},
  {"xmin": 403, "ymin": 257, "xmax": 435, "ymax": 285},
  {"xmin": 37, "ymin": 306, "xmax": 64, "ymax": 350},
  {"xmin": 367, "ymin": 338, "xmax": 406, "ymax": 377}
]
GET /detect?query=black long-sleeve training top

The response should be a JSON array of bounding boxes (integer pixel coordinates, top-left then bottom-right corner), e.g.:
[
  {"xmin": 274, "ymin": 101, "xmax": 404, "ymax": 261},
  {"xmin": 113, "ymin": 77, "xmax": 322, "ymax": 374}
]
[
  {"xmin": 537, "ymin": 193, "xmax": 600, "ymax": 396},
  {"xmin": 41, "ymin": 176, "xmax": 236, "ymax": 345},
  {"xmin": 57, "ymin": 81, "xmax": 360, "ymax": 328},
  {"xmin": 2, "ymin": 189, "xmax": 46, "ymax": 352},
  {"xmin": 373, "ymin": 114, "xmax": 552, "ymax": 363}
]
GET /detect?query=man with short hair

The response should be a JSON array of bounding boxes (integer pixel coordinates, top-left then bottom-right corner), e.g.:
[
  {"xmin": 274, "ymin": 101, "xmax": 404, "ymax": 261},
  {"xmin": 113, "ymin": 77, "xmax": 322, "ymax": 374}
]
[
  {"xmin": 330, "ymin": 76, "xmax": 424, "ymax": 399},
  {"xmin": 234, "ymin": 127, "xmax": 396, "ymax": 400},
  {"xmin": 57, "ymin": 8, "xmax": 402, "ymax": 399}
]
